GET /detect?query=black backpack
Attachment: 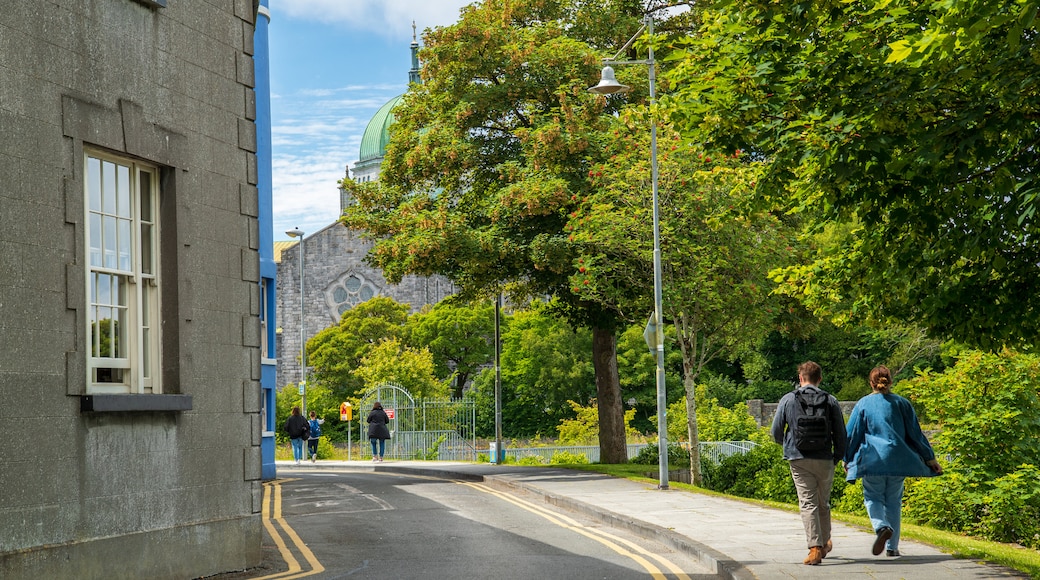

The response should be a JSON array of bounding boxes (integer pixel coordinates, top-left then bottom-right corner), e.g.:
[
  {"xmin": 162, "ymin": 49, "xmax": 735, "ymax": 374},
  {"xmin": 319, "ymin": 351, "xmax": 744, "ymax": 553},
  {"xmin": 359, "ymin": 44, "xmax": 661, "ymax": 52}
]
[{"xmin": 791, "ymin": 386, "xmax": 831, "ymax": 452}]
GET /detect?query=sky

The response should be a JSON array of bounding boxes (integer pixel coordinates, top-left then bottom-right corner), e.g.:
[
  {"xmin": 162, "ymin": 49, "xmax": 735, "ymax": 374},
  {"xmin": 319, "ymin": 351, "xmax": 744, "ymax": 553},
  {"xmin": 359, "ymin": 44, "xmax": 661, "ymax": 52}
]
[{"xmin": 267, "ymin": 0, "xmax": 472, "ymax": 241}]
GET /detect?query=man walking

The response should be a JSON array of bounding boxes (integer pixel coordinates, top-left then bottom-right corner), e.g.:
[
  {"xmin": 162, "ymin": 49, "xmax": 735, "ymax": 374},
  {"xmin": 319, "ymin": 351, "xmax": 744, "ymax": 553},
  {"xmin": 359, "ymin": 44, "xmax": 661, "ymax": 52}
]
[{"xmin": 771, "ymin": 361, "xmax": 847, "ymax": 565}]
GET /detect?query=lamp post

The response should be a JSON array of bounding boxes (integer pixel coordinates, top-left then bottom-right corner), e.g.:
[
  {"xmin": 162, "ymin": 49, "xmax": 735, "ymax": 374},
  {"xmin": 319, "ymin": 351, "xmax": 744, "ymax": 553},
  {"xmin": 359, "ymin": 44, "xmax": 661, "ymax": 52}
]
[
  {"xmin": 589, "ymin": 14, "xmax": 668, "ymax": 490},
  {"xmin": 286, "ymin": 227, "xmax": 306, "ymax": 416}
]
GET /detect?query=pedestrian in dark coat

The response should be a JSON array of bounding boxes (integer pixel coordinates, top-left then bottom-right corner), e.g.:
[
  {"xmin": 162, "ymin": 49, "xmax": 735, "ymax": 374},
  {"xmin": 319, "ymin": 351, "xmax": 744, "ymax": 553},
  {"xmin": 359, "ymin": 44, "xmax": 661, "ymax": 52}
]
[
  {"xmin": 284, "ymin": 406, "xmax": 309, "ymax": 465},
  {"xmin": 770, "ymin": 361, "xmax": 847, "ymax": 565},
  {"xmin": 367, "ymin": 402, "xmax": 391, "ymax": 461}
]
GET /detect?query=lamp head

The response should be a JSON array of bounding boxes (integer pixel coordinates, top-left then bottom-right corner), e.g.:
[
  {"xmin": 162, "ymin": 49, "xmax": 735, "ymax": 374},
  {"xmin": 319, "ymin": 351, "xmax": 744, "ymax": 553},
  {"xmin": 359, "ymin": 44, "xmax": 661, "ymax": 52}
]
[
  {"xmin": 588, "ymin": 66, "xmax": 631, "ymax": 95},
  {"xmin": 286, "ymin": 227, "xmax": 304, "ymax": 239}
]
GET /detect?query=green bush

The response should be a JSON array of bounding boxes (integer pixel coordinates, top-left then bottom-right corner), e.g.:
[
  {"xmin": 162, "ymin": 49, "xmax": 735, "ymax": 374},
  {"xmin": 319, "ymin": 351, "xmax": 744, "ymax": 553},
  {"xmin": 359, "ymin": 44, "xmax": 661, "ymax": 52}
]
[
  {"xmin": 900, "ymin": 349, "xmax": 1040, "ymax": 547},
  {"xmin": 413, "ymin": 434, "xmax": 448, "ymax": 460},
  {"xmin": 631, "ymin": 443, "xmax": 691, "ymax": 468},
  {"xmin": 833, "ymin": 478, "xmax": 866, "ymax": 516},
  {"xmin": 703, "ymin": 442, "xmax": 786, "ymax": 499},
  {"xmin": 549, "ymin": 451, "xmax": 590, "ymax": 465},
  {"xmin": 974, "ymin": 465, "xmax": 1040, "ymax": 549},
  {"xmin": 516, "ymin": 455, "xmax": 547, "ymax": 465}
]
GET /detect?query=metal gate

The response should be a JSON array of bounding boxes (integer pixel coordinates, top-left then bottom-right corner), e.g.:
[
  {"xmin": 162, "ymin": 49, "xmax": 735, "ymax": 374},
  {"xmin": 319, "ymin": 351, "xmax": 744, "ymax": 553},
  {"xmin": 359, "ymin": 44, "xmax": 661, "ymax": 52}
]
[{"xmin": 357, "ymin": 383, "xmax": 477, "ymax": 461}]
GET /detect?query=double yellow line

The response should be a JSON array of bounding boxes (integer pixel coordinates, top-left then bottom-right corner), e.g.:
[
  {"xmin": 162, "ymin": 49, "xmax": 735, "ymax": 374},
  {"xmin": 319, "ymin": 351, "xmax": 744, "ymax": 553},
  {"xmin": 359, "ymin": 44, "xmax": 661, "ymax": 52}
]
[
  {"xmin": 254, "ymin": 478, "xmax": 325, "ymax": 579},
  {"xmin": 461, "ymin": 481, "xmax": 693, "ymax": 580}
]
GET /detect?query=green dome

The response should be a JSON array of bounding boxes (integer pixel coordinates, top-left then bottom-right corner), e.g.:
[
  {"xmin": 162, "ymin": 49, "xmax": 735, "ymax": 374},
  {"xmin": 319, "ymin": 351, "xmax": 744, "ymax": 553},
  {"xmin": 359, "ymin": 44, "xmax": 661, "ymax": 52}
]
[{"xmin": 359, "ymin": 95, "xmax": 403, "ymax": 163}]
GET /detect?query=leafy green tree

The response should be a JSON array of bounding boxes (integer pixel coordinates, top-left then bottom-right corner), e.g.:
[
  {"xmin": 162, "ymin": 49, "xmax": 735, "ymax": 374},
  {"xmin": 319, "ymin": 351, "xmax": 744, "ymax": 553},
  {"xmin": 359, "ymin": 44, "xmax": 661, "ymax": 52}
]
[
  {"xmin": 470, "ymin": 301, "xmax": 597, "ymax": 438},
  {"xmin": 355, "ymin": 337, "xmax": 447, "ymax": 400},
  {"xmin": 665, "ymin": 0, "xmax": 1040, "ymax": 350},
  {"xmin": 342, "ymin": 0, "xmax": 645, "ymax": 462},
  {"xmin": 404, "ymin": 299, "xmax": 495, "ymax": 399},
  {"xmin": 306, "ymin": 296, "xmax": 409, "ymax": 397},
  {"xmin": 616, "ymin": 322, "xmax": 683, "ymax": 433},
  {"xmin": 573, "ymin": 115, "xmax": 797, "ymax": 482}
]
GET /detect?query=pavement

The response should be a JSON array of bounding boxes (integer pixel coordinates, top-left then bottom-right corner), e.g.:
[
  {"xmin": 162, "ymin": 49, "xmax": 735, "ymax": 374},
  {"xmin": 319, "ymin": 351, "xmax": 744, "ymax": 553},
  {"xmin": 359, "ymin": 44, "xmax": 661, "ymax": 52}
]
[{"xmin": 275, "ymin": 460, "xmax": 1029, "ymax": 579}]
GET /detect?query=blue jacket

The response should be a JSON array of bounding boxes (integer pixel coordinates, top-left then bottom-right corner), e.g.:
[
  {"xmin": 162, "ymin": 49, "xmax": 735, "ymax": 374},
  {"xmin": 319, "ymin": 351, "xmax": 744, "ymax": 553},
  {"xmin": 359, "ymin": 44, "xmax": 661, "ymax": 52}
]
[
  {"xmin": 843, "ymin": 392, "xmax": 937, "ymax": 481},
  {"xmin": 771, "ymin": 385, "xmax": 848, "ymax": 463}
]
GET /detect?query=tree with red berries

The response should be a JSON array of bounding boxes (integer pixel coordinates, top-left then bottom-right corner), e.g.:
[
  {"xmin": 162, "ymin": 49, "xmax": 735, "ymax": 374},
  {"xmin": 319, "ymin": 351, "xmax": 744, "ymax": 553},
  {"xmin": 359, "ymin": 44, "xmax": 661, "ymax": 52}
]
[{"xmin": 342, "ymin": 0, "xmax": 653, "ymax": 463}]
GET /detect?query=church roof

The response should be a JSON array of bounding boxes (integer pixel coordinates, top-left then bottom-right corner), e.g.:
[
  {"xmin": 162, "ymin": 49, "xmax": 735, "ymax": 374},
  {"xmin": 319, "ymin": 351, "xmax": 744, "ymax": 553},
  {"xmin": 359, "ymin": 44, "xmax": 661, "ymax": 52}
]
[
  {"xmin": 273, "ymin": 240, "xmax": 297, "ymax": 263},
  {"xmin": 358, "ymin": 94, "xmax": 404, "ymax": 163}
]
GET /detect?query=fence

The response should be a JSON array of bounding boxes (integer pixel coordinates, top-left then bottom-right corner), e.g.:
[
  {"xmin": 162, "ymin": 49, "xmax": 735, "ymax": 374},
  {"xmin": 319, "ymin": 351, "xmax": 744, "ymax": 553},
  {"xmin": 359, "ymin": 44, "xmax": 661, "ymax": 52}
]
[
  {"xmin": 357, "ymin": 384, "xmax": 477, "ymax": 461},
  {"xmin": 496, "ymin": 440, "xmax": 758, "ymax": 464}
]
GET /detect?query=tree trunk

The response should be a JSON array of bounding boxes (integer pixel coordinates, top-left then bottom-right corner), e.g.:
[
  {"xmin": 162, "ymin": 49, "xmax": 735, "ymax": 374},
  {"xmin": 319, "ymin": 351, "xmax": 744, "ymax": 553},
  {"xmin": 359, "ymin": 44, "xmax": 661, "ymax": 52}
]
[
  {"xmin": 592, "ymin": 326, "xmax": 627, "ymax": 464},
  {"xmin": 684, "ymin": 374, "xmax": 702, "ymax": 486},
  {"xmin": 453, "ymin": 372, "xmax": 468, "ymax": 400}
]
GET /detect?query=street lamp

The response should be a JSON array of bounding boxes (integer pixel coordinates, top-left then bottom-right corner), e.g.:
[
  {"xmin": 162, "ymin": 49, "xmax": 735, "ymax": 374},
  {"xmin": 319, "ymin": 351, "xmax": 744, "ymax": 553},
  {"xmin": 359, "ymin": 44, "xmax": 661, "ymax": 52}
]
[
  {"xmin": 286, "ymin": 227, "xmax": 306, "ymax": 415},
  {"xmin": 589, "ymin": 14, "xmax": 669, "ymax": 490}
]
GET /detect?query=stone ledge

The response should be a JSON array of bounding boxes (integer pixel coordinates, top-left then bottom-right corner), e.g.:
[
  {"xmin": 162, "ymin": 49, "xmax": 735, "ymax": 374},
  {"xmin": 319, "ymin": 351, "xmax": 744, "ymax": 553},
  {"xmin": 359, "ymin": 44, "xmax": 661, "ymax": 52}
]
[{"xmin": 80, "ymin": 394, "xmax": 193, "ymax": 413}]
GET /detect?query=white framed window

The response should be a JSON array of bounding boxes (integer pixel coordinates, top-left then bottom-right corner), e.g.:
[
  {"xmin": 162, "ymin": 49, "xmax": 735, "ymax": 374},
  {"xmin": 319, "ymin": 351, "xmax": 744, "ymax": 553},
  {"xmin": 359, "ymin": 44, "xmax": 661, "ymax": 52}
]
[
  {"xmin": 85, "ymin": 150, "xmax": 161, "ymax": 394},
  {"xmin": 261, "ymin": 278, "xmax": 276, "ymax": 364}
]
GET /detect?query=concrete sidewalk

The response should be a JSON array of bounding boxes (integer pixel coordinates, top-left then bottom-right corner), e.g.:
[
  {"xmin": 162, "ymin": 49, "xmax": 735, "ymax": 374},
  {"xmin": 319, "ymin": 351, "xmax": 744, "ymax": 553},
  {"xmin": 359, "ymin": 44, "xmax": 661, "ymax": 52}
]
[{"xmin": 282, "ymin": 460, "xmax": 1028, "ymax": 579}]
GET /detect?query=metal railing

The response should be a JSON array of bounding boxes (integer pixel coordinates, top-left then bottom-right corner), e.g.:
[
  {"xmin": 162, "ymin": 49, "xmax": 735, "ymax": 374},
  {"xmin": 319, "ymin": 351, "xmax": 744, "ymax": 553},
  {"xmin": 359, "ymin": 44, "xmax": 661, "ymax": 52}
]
[{"xmin": 493, "ymin": 441, "xmax": 758, "ymax": 464}]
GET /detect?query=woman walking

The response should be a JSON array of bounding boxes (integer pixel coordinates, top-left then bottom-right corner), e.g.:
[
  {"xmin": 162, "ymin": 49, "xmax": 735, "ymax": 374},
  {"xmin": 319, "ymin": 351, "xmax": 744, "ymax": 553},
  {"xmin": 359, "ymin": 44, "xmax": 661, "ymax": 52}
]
[
  {"xmin": 843, "ymin": 365, "xmax": 943, "ymax": 557},
  {"xmin": 366, "ymin": 401, "xmax": 391, "ymax": 462},
  {"xmin": 284, "ymin": 406, "xmax": 309, "ymax": 466}
]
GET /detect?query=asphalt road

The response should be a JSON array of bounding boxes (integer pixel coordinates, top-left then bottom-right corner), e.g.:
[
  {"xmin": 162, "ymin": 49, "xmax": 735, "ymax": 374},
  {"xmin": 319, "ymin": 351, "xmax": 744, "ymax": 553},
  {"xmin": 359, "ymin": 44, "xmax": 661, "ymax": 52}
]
[{"xmin": 204, "ymin": 467, "xmax": 718, "ymax": 579}]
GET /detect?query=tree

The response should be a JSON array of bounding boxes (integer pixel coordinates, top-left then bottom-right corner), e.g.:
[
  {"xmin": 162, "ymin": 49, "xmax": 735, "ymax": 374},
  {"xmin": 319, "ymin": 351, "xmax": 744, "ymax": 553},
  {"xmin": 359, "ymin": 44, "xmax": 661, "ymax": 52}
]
[
  {"xmin": 470, "ymin": 301, "xmax": 597, "ymax": 438},
  {"xmin": 572, "ymin": 114, "xmax": 797, "ymax": 483},
  {"xmin": 355, "ymin": 338, "xmax": 447, "ymax": 400},
  {"xmin": 306, "ymin": 296, "xmax": 409, "ymax": 397},
  {"xmin": 342, "ymin": 0, "xmax": 647, "ymax": 462},
  {"xmin": 664, "ymin": 0, "xmax": 1040, "ymax": 350},
  {"xmin": 405, "ymin": 299, "xmax": 495, "ymax": 399}
]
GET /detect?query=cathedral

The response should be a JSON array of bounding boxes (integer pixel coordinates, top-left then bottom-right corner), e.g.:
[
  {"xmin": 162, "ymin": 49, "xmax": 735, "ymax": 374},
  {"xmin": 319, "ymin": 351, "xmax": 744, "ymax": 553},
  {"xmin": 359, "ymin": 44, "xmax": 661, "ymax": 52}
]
[{"xmin": 275, "ymin": 32, "xmax": 454, "ymax": 390}]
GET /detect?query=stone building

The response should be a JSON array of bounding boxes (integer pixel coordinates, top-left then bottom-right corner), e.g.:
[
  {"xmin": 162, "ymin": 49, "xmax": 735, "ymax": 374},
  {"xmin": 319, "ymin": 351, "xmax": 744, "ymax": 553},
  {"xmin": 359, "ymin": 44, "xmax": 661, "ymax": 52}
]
[
  {"xmin": 276, "ymin": 34, "xmax": 454, "ymax": 391},
  {"xmin": 0, "ymin": 1, "xmax": 268, "ymax": 577}
]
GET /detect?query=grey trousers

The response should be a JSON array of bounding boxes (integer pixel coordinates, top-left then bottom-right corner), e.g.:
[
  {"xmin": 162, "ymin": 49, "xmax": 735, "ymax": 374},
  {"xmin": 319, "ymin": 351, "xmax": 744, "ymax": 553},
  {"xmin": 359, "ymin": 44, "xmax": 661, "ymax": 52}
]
[{"xmin": 789, "ymin": 458, "xmax": 835, "ymax": 548}]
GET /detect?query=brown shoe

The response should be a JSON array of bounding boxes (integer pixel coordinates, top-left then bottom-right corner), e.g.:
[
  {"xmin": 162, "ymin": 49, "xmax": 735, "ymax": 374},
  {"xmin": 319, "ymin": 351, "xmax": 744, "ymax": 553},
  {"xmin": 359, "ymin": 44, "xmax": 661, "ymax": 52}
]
[
  {"xmin": 823, "ymin": 539, "xmax": 833, "ymax": 558},
  {"xmin": 873, "ymin": 526, "xmax": 893, "ymax": 556},
  {"xmin": 803, "ymin": 546, "xmax": 824, "ymax": 565}
]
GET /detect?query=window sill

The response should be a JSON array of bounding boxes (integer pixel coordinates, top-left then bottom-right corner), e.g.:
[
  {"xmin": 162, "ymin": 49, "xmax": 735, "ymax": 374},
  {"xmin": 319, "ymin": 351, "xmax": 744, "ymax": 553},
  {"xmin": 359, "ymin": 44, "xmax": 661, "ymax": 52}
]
[{"xmin": 80, "ymin": 394, "xmax": 192, "ymax": 413}]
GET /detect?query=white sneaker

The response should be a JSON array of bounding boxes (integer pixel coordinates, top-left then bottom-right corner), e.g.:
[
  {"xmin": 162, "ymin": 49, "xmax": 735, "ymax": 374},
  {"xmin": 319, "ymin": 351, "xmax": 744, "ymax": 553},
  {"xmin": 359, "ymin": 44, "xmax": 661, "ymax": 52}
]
[{"xmin": 372, "ymin": 457, "xmax": 379, "ymax": 462}]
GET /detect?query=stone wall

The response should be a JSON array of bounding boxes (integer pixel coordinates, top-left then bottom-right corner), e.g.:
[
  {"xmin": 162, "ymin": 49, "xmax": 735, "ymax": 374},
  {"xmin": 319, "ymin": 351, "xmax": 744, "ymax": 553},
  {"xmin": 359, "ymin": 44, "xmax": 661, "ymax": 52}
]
[
  {"xmin": 275, "ymin": 222, "xmax": 455, "ymax": 390},
  {"xmin": 0, "ymin": 1, "xmax": 263, "ymax": 577}
]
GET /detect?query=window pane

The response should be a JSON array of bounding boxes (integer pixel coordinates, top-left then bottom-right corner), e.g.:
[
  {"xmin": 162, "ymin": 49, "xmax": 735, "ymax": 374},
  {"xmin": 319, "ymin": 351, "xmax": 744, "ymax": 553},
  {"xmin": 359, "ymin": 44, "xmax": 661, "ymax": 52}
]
[
  {"xmin": 142, "ymin": 329, "xmax": 151, "ymax": 379},
  {"xmin": 117, "ymin": 164, "xmax": 131, "ymax": 218},
  {"xmin": 118, "ymin": 218, "xmax": 132, "ymax": 271},
  {"xmin": 96, "ymin": 273, "xmax": 111, "ymax": 307},
  {"xmin": 113, "ymin": 278, "xmax": 127, "ymax": 358},
  {"xmin": 103, "ymin": 215, "xmax": 117, "ymax": 269},
  {"xmin": 141, "ymin": 223, "xmax": 153, "ymax": 275},
  {"xmin": 97, "ymin": 306, "xmax": 113, "ymax": 357},
  {"xmin": 139, "ymin": 171, "xmax": 152, "ymax": 221},
  {"xmin": 89, "ymin": 213, "xmax": 103, "ymax": 267},
  {"xmin": 87, "ymin": 157, "xmax": 102, "ymax": 212},
  {"xmin": 102, "ymin": 160, "xmax": 116, "ymax": 215}
]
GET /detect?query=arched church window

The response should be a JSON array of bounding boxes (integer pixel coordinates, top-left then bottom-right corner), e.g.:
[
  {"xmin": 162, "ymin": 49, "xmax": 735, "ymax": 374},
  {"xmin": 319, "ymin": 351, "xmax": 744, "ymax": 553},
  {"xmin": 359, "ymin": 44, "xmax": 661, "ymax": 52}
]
[{"xmin": 324, "ymin": 272, "xmax": 381, "ymax": 320}]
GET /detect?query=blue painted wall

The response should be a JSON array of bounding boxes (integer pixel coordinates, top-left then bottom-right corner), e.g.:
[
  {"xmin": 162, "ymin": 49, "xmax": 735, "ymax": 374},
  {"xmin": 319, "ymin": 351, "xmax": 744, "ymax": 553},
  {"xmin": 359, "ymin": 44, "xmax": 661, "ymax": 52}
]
[{"xmin": 255, "ymin": 0, "xmax": 278, "ymax": 481}]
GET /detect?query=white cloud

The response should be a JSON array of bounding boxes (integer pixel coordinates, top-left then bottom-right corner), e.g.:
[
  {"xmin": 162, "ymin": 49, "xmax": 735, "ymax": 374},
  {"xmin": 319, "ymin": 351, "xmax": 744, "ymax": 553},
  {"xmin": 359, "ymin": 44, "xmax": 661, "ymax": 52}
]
[
  {"xmin": 271, "ymin": 0, "xmax": 471, "ymax": 37},
  {"xmin": 270, "ymin": 77, "xmax": 403, "ymax": 238}
]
